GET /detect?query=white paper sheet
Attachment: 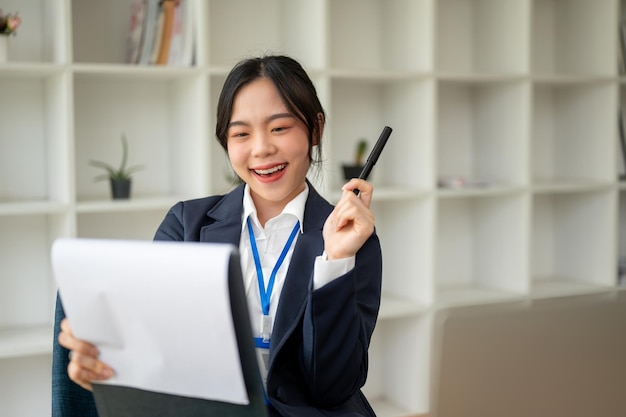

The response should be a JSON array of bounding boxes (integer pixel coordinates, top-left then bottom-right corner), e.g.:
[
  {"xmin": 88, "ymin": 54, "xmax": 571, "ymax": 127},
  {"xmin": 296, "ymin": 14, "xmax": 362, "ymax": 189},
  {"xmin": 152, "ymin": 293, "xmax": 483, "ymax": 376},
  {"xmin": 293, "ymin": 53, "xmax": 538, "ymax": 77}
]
[{"xmin": 51, "ymin": 238, "xmax": 249, "ymax": 405}]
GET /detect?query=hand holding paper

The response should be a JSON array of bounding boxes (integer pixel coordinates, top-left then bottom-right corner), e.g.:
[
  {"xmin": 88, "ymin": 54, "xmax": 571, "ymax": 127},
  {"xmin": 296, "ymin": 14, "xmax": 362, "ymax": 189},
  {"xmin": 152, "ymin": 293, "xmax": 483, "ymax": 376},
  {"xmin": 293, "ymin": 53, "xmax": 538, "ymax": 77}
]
[
  {"xmin": 58, "ymin": 318, "xmax": 114, "ymax": 391},
  {"xmin": 52, "ymin": 238, "xmax": 249, "ymax": 405}
]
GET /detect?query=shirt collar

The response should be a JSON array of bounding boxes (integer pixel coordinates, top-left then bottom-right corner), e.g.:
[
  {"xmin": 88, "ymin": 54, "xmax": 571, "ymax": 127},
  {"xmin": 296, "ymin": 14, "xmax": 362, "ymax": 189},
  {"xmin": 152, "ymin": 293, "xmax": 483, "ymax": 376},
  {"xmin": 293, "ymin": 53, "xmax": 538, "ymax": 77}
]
[{"xmin": 242, "ymin": 183, "xmax": 308, "ymax": 234}]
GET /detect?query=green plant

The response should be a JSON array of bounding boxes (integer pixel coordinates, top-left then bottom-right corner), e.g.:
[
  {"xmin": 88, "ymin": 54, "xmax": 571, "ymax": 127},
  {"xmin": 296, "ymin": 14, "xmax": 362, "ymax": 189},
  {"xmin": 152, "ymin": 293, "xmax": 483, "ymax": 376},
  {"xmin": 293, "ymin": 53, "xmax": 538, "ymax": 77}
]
[
  {"xmin": 355, "ymin": 139, "xmax": 368, "ymax": 166},
  {"xmin": 89, "ymin": 134, "xmax": 143, "ymax": 181}
]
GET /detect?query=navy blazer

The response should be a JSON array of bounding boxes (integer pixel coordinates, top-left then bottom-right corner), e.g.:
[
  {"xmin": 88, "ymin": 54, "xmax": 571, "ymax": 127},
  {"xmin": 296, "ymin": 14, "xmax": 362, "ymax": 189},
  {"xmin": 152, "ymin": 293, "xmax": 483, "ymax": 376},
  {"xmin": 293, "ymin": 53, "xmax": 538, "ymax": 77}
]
[{"xmin": 52, "ymin": 183, "xmax": 382, "ymax": 417}]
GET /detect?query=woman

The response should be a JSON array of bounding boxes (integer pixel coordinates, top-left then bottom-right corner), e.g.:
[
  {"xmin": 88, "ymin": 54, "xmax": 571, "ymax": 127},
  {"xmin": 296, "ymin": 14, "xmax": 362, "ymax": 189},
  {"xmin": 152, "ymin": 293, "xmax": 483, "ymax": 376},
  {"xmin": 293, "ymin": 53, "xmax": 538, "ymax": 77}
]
[{"xmin": 53, "ymin": 55, "xmax": 382, "ymax": 417}]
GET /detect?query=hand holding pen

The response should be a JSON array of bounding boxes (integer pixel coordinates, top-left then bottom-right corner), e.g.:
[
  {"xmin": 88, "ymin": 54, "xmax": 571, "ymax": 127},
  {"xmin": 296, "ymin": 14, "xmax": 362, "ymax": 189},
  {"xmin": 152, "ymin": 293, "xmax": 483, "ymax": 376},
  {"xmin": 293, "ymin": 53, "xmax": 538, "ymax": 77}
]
[
  {"xmin": 353, "ymin": 126, "xmax": 392, "ymax": 196},
  {"xmin": 323, "ymin": 126, "xmax": 392, "ymax": 260}
]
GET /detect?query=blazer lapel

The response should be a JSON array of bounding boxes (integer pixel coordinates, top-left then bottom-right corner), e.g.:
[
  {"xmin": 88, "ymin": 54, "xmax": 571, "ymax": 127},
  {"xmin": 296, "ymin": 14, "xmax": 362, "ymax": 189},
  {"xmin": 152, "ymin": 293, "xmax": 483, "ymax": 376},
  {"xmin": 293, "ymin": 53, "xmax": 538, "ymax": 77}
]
[
  {"xmin": 270, "ymin": 185, "xmax": 333, "ymax": 357},
  {"xmin": 199, "ymin": 184, "xmax": 245, "ymax": 246},
  {"xmin": 196, "ymin": 183, "xmax": 334, "ymax": 365}
]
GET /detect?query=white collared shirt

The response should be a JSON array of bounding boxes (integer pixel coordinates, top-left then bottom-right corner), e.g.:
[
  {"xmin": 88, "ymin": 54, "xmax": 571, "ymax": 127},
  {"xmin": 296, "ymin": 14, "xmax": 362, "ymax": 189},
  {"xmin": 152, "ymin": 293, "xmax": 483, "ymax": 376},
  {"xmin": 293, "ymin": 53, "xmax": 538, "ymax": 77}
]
[{"xmin": 239, "ymin": 184, "xmax": 355, "ymax": 339}]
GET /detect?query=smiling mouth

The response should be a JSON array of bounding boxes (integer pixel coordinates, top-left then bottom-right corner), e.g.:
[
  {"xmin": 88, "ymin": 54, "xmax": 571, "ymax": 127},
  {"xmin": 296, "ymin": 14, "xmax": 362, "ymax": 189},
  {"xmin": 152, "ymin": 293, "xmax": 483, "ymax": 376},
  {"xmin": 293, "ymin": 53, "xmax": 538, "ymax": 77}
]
[{"xmin": 253, "ymin": 164, "xmax": 287, "ymax": 176}]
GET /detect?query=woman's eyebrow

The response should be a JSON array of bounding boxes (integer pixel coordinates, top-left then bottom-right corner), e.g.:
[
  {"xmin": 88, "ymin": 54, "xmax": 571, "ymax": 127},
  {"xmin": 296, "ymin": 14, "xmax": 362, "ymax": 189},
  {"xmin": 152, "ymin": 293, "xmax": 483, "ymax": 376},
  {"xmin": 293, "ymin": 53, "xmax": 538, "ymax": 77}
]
[
  {"xmin": 266, "ymin": 113, "xmax": 295, "ymax": 122},
  {"xmin": 228, "ymin": 113, "xmax": 295, "ymax": 129},
  {"xmin": 227, "ymin": 120, "xmax": 248, "ymax": 129}
]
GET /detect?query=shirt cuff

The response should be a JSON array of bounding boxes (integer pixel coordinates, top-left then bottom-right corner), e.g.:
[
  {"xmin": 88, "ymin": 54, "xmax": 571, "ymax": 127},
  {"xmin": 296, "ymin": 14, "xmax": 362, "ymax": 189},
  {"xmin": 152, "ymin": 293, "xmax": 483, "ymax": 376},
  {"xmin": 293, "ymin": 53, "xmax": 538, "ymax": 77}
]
[{"xmin": 313, "ymin": 252, "xmax": 356, "ymax": 290}]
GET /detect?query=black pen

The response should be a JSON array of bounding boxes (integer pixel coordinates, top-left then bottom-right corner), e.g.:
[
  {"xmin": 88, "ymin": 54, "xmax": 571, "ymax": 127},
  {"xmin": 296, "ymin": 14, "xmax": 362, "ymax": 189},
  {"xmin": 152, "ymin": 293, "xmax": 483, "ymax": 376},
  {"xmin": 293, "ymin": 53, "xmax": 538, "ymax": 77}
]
[{"xmin": 353, "ymin": 126, "xmax": 393, "ymax": 195}]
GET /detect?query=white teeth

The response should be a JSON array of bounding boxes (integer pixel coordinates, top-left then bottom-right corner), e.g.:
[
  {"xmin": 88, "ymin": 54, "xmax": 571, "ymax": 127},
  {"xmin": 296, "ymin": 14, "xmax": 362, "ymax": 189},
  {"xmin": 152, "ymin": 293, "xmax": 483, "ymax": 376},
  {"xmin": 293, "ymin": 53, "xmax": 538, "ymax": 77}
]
[{"xmin": 254, "ymin": 164, "xmax": 286, "ymax": 175}]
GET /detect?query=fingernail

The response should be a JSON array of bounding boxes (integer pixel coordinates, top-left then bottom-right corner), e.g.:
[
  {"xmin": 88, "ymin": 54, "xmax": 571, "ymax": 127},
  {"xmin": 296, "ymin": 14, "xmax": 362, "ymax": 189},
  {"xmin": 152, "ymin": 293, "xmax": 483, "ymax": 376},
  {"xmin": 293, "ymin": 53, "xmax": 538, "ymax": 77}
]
[{"xmin": 101, "ymin": 367, "xmax": 114, "ymax": 378}]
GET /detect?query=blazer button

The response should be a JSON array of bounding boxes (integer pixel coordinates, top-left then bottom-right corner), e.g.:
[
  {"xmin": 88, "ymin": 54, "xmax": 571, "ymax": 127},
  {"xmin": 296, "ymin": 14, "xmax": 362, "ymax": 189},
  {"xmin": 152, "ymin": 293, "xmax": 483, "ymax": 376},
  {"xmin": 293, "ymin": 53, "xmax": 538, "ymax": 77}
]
[{"xmin": 275, "ymin": 386, "xmax": 286, "ymax": 401}]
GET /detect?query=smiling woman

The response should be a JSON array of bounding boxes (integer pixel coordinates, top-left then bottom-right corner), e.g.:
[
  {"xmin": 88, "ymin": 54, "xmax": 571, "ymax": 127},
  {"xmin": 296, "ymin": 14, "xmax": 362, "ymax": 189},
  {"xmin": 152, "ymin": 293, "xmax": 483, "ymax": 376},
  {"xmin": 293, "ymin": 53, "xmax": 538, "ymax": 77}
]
[
  {"xmin": 53, "ymin": 55, "xmax": 383, "ymax": 417},
  {"xmin": 225, "ymin": 78, "xmax": 314, "ymax": 225}
]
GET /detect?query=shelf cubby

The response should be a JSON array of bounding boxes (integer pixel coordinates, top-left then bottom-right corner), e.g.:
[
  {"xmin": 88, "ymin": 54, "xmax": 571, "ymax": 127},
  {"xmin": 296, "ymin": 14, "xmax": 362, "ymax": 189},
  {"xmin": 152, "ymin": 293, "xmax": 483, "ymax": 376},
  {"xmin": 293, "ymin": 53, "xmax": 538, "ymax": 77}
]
[
  {"xmin": 435, "ymin": 194, "xmax": 529, "ymax": 306},
  {"xmin": 436, "ymin": 0, "xmax": 529, "ymax": 75},
  {"xmin": 206, "ymin": 0, "xmax": 325, "ymax": 70},
  {"xmin": 373, "ymin": 198, "xmax": 436, "ymax": 307},
  {"xmin": 532, "ymin": 0, "xmax": 616, "ymax": 76},
  {"xmin": 71, "ymin": 0, "xmax": 143, "ymax": 65},
  {"xmin": 532, "ymin": 81, "xmax": 616, "ymax": 186},
  {"xmin": 328, "ymin": 0, "xmax": 434, "ymax": 72},
  {"xmin": 0, "ymin": 214, "xmax": 58, "ymax": 329},
  {"xmin": 363, "ymin": 316, "xmax": 431, "ymax": 416},
  {"xmin": 437, "ymin": 79, "xmax": 530, "ymax": 188},
  {"xmin": 330, "ymin": 77, "xmax": 434, "ymax": 190},
  {"xmin": 73, "ymin": 74, "xmax": 209, "ymax": 202},
  {"xmin": 0, "ymin": 72, "xmax": 70, "ymax": 204},
  {"xmin": 2, "ymin": 0, "xmax": 67, "ymax": 64},
  {"xmin": 531, "ymin": 190, "xmax": 617, "ymax": 297}
]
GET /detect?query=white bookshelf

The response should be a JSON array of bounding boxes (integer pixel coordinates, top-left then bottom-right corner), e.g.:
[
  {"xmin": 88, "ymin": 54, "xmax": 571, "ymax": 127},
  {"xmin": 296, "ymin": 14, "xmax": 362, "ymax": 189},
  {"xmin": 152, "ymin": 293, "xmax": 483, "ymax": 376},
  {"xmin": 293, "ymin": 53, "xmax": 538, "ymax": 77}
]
[{"xmin": 1, "ymin": 0, "xmax": 625, "ymax": 415}]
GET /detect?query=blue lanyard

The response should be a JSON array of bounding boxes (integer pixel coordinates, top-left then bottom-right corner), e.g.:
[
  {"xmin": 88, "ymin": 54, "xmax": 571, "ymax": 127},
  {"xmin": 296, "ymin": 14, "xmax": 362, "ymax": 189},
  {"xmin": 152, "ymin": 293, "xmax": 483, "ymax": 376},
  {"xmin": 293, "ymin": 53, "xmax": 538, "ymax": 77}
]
[{"xmin": 247, "ymin": 217, "xmax": 300, "ymax": 316}]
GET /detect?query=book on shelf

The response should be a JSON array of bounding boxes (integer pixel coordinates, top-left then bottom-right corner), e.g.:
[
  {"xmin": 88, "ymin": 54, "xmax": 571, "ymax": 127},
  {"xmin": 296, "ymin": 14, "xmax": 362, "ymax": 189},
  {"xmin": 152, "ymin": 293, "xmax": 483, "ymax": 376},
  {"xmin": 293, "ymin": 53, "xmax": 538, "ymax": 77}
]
[
  {"xmin": 167, "ymin": 0, "xmax": 194, "ymax": 66},
  {"xmin": 137, "ymin": 0, "xmax": 161, "ymax": 65},
  {"xmin": 130, "ymin": 0, "xmax": 193, "ymax": 67},
  {"xmin": 149, "ymin": 2, "xmax": 166, "ymax": 64},
  {"xmin": 126, "ymin": 0, "xmax": 147, "ymax": 64},
  {"xmin": 166, "ymin": 0, "xmax": 184, "ymax": 65},
  {"xmin": 155, "ymin": 0, "xmax": 177, "ymax": 65}
]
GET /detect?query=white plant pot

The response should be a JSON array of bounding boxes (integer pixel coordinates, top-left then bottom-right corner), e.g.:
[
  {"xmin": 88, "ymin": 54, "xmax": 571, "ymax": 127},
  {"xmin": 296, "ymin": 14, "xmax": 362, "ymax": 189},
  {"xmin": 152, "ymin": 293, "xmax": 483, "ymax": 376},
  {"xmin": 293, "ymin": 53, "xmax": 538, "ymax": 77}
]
[{"xmin": 0, "ymin": 36, "xmax": 8, "ymax": 63}]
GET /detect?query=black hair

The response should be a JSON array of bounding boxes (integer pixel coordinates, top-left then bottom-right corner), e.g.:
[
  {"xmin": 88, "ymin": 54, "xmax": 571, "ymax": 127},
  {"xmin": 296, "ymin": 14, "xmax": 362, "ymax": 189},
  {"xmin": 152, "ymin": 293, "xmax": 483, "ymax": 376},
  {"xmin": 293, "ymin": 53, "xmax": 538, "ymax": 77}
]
[{"xmin": 215, "ymin": 55, "xmax": 325, "ymax": 167}]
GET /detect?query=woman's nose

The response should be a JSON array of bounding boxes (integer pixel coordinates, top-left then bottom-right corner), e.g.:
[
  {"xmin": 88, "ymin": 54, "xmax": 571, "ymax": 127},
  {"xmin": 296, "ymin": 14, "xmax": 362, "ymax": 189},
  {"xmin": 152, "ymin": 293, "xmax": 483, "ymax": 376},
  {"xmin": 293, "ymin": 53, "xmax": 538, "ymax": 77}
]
[{"xmin": 251, "ymin": 132, "xmax": 276, "ymax": 157}]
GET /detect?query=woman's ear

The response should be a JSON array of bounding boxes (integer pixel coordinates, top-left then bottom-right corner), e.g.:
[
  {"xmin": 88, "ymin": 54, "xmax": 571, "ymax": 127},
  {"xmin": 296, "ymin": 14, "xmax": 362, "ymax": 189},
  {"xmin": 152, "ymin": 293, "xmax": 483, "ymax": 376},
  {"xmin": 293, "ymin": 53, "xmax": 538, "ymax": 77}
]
[{"xmin": 313, "ymin": 112, "xmax": 325, "ymax": 146}]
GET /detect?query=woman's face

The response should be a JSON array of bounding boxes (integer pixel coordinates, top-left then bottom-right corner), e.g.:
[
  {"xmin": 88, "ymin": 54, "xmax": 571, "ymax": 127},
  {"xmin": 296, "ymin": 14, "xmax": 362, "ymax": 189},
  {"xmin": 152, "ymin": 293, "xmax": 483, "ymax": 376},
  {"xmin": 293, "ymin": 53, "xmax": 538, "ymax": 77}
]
[{"xmin": 227, "ymin": 77, "xmax": 311, "ymax": 216}]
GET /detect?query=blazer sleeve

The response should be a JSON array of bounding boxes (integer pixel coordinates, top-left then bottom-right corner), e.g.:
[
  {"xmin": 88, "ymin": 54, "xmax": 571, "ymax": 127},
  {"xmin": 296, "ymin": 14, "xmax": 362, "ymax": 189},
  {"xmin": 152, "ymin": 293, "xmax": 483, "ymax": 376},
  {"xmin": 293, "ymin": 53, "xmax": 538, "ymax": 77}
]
[
  {"xmin": 300, "ymin": 231, "xmax": 382, "ymax": 406},
  {"xmin": 153, "ymin": 201, "xmax": 186, "ymax": 241},
  {"xmin": 51, "ymin": 293, "xmax": 98, "ymax": 417}
]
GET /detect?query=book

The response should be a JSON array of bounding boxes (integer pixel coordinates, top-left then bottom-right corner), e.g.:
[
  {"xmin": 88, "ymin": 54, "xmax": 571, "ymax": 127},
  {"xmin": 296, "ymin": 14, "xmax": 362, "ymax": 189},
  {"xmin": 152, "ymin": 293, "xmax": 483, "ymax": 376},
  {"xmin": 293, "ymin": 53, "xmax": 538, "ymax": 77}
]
[
  {"xmin": 166, "ymin": 0, "xmax": 184, "ymax": 66},
  {"xmin": 166, "ymin": 0, "xmax": 194, "ymax": 66},
  {"xmin": 126, "ymin": 0, "xmax": 147, "ymax": 64},
  {"xmin": 149, "ymin": 2, "xmax": 166, "ymax": 64},
  {"xmin": 177, "ymin": 0, "xmax": 194, "ymax": 66},
  {"xmin": 180, "ymin": 0, "xmax": 196, "ymax": 67},
  {"xmin": 155, "ymin": 0, "xmax": 177, "ymax": 65},
  {"xmin": 137, "ymin": 0, "xmax": 161, "ymax": 65}
]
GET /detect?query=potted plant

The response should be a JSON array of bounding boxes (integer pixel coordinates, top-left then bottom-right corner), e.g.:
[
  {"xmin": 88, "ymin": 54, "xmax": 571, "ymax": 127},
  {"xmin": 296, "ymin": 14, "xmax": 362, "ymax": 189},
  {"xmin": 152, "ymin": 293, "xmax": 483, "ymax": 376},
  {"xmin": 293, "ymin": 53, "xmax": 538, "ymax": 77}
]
[
  {"xmin": 89, "ymin": 134, "xmax": 143, "ymax": 199},
  {"xmin": 342, "ymin": 139, "xmax": 368, "ymax": 180}
]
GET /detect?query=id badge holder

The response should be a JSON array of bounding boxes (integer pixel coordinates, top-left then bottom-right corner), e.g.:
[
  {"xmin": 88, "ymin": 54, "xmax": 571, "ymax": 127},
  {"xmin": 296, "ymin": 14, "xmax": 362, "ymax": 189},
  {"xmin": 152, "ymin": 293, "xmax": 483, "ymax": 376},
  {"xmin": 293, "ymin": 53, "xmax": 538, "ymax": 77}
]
[{"xmin": 254, "ymin": 314, "xmax": 272, "ymax": 404}]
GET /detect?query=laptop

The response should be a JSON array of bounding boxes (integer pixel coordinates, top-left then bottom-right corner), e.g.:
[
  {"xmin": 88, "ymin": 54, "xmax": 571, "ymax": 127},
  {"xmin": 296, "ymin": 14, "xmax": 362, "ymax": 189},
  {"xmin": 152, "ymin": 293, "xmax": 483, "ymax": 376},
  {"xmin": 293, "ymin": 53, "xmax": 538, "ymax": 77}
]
[
  {"xmin": 430, "ymin": 289, "xmax": 626, "ymax": 417},
  {"xmin": 52, "ymin": 238, "xmax": 269, "ymax": 417}
]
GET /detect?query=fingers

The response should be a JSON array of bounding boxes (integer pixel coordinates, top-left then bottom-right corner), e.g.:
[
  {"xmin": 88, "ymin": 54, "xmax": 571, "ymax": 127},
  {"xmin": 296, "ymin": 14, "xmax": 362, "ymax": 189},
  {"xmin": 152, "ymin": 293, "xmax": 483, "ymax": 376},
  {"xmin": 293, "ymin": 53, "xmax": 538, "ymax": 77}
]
[
  {"xmin": 341, "ymin": 179, "xmax": 373, "ymax": 207},
  {"xmin": 332, "ymin": 192, "xmax": 375, "ymax": 232},
  {"xmin": 334, "ymin": 179, "xmax": 375, "ymax": 231},
  {"xmin": 322, "ymin": 181, "xmax": 376, "ymax": 259},
  {"xmin": 58, "ymin": 318, "xmax": 114, "ymax": 391},
  {"xmin": 68, "ymin": 351, "xmax": 114, "ymax": 391},
  {"xmin": 59, "ymin": 318, "xmax": 99, "ymax": 357}
]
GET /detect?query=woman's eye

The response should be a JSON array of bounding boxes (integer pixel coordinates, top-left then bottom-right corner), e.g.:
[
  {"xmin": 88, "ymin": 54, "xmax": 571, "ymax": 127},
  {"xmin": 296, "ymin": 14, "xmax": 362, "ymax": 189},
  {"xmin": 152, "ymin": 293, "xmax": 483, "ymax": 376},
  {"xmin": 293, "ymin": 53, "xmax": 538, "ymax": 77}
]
[
  {"xmin": 272, "ymin": 126, "xmax": 289, "ymax": 133},
  {"xmin": 230, "ymin": 131, "xmax": 248, "ymax": 138}
]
